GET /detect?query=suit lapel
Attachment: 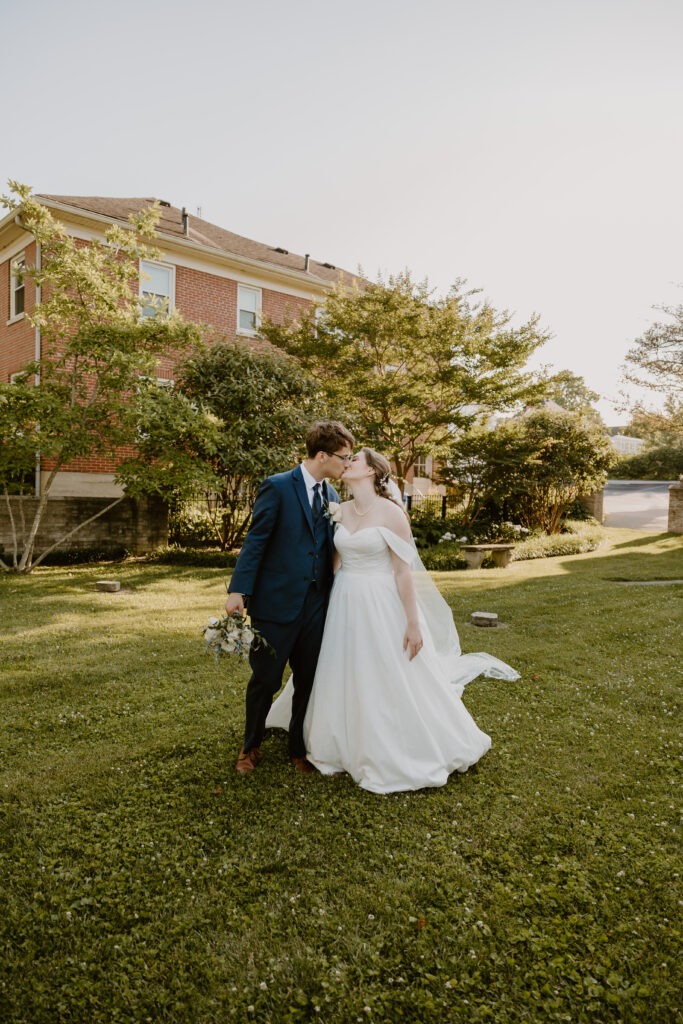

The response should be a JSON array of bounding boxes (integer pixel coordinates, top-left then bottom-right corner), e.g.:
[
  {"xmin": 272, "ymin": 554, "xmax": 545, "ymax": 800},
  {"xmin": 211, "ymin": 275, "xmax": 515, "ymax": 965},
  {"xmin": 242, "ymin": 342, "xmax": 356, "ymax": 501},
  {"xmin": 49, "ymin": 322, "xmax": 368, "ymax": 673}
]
[
  {"xmin": 292, "ymin": 464, "xmax": 315, "ymax": 536},
  {"xmin": 323, "ymin": 481, "xmax": 337, "ymax": 555}
]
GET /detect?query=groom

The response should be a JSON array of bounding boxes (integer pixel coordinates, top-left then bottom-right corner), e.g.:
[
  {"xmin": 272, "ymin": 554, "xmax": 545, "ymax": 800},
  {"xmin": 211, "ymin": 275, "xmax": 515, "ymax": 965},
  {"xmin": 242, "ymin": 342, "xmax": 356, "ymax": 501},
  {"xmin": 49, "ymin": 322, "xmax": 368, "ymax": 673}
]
[{"xmin": 225, "ymin": 421, "xmax": 355, "ymax": 775}]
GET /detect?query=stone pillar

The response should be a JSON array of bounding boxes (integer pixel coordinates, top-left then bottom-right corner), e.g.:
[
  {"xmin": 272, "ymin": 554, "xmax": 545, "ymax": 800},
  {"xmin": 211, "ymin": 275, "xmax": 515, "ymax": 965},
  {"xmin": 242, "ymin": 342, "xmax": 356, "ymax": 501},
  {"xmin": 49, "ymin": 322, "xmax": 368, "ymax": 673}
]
[
  {"xmin": 580, "ymin": 488, "xmax": 604, "ymax": 523},
  {"xmin": 668, "ymin": 478, "xmax": 683, "ymax": 534}
]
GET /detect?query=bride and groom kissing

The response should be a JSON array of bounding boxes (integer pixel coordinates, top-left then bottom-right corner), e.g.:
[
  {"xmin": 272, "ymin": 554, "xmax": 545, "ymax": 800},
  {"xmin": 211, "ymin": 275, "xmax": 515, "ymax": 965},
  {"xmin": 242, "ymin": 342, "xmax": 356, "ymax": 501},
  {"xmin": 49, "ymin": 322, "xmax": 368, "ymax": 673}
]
[{"xmin": 225, "ymin": 420, "xmax": 519, "ymax": 794}]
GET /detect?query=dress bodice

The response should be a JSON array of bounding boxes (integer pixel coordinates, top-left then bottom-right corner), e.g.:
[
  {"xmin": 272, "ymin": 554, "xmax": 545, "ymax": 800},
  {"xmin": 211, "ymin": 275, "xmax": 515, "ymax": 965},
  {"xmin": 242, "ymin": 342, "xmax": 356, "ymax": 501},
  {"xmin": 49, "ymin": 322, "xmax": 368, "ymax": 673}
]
[{"xmin": 334, "ymin": 525, "xmax": 394, "ymax": 574}]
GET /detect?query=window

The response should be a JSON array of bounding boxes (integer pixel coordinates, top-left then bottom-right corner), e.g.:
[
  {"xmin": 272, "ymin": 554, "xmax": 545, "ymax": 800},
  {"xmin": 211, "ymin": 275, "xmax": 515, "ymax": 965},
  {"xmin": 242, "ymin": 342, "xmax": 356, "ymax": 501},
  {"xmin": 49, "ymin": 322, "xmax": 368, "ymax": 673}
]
[
  {"xmin": 414, "ymin": 455, "xmax": 432, "ymax": 478},
  {"xmin": 139, "ymin": 260, "xmax": 174, "ymax": 318},
  {"xmin": 10, "ymin": 253, "xmax": 26, "ymax": 319},
  {"xmin": 238, "ymin": 285, "xmax": 261, "ymax": 334}
]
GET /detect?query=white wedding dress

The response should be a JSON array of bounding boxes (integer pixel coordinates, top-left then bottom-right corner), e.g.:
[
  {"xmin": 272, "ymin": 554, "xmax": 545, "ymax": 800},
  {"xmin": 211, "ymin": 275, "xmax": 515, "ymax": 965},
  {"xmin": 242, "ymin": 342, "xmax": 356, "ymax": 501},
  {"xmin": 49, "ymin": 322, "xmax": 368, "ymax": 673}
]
[{"xmin": 266, "ymin": 524, "xmax": 519, "ymax": 794}]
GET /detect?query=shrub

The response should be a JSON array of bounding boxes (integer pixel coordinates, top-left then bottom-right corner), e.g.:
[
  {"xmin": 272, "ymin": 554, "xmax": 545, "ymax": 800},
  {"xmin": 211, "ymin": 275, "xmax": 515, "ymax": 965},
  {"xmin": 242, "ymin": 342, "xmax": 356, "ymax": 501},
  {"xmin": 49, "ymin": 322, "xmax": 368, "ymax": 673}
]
[
  {"xmin": 420, "ymin": 542, "xmax": 468, "ymax": 571},
  {"xmin": 145, "ymin": 546, "xmax": 239, "ymax": 568},
  {"xmin": 562, "ymin": 496, "xmax": 601, "ymax": 522},
  {"xmin": 168, "ymin": 503, "xmax": 221, "ymax": 547},
  {"xmin": 39, "ymin": 546, "xmax": 129, "ymax": 566},
  {"xmin": 409, "ymin": 505, "xmax": 462, "ymax": 548},
  {"xmin": 511, "ymin": 521, "xmax": 605, "ymax": 561},
  {"xmin": 610, "ymin": 444, "xmax": 683, "ymax": 480},
  {"xmin": 409, "ymin": 502, "xmax": 531, "ymax": 548}
]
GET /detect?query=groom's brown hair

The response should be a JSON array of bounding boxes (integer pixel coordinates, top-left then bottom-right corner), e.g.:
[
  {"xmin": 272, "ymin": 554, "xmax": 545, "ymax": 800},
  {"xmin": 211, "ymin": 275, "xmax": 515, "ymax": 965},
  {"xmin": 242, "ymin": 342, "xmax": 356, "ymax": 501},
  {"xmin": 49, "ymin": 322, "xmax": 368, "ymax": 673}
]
[{"xmin": 305, "ymin": 421, "xmax": 355, "ymax": 457}]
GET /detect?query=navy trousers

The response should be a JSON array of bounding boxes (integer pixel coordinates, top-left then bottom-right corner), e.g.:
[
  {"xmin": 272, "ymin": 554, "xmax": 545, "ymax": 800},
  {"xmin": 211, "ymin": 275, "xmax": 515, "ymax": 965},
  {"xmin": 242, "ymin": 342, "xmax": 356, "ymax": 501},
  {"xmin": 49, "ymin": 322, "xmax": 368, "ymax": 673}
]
[{"xmin": 243, "ymin": 583, "xmax": 328, "ymax": 758}]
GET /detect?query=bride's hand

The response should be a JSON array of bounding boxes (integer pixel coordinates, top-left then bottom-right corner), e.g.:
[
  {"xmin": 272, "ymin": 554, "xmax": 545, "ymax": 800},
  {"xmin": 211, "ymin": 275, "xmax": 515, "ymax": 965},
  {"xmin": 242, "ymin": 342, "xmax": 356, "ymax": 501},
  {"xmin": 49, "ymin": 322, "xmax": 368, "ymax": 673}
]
[{"xmin": 403, "ymin": 624, "xmax": 423, "ymax": 661}]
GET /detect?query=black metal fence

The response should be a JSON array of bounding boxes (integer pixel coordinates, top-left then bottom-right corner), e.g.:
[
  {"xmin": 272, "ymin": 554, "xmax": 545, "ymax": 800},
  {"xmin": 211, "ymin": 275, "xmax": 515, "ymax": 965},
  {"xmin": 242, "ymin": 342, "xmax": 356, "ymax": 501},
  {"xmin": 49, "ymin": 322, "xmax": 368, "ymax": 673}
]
[{"xmin": 405, "ymin": 493, "xmax": 451, "ymax": 518}]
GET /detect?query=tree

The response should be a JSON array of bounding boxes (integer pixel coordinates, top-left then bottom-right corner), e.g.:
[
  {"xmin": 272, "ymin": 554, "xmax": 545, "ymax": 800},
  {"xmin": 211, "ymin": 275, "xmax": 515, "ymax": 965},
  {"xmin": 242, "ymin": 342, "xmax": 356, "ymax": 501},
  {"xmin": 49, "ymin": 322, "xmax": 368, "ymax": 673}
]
[
  {"xmin": 623, "ymin": 299, "xmax": 683, "ymax": 395},
  {"xmin": 260, "ymin": 272, "xmax": 550, "ymax": 489},
  {"xmin": 119, "ymin": 340, "xmax": 320, "ymax": 549},
  {"xmin": 0, "ymin": 183, "xmax": 200, "ymax": 573},
  {"xmin": 543, "ymin": 368, "xmax": 603, "ymax": 422},
  {"xmin": 620, "ymin": 395, "xmax": 683, "ymax": 447},
  {"xmin": 614, "ymin": 394, "xmax": 683, "ymax": 480},
  {"xmin": 441, "ymin": 409, "xmax": 616, "ymax": 534}
]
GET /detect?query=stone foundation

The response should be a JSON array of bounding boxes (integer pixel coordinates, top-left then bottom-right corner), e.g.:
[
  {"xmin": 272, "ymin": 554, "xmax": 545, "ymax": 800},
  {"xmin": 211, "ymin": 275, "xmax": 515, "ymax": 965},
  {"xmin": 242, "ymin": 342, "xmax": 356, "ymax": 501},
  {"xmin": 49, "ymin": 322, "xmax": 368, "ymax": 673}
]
[{"xmin": 0, "ymin": 495, "xmax": 168, "ymax": 561}]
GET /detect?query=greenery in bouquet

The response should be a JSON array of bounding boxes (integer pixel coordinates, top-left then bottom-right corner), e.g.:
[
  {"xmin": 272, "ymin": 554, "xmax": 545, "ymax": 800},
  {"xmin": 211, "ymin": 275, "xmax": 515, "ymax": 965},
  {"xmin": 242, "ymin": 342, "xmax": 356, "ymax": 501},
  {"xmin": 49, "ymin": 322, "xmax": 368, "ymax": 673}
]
[{"xmin": 202, "ymin": 612, "xmax": 273, "ymax": 661}]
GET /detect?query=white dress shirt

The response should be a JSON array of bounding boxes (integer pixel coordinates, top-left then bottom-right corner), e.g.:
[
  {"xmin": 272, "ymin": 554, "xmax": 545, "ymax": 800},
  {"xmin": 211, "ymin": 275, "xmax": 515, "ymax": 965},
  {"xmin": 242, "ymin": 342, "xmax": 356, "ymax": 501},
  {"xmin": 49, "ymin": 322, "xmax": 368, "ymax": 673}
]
[{"xmin": 300, "ymin": 463, "xmax": 324, "ymax": 508}]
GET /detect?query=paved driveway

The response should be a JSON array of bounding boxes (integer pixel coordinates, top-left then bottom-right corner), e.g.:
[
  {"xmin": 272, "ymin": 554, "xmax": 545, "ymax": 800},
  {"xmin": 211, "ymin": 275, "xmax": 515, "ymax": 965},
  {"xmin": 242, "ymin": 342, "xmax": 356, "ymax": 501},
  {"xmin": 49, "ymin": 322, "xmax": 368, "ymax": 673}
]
[{"xmin": 603, "ymin": 480, "xmax": 674, "ymax": 531}]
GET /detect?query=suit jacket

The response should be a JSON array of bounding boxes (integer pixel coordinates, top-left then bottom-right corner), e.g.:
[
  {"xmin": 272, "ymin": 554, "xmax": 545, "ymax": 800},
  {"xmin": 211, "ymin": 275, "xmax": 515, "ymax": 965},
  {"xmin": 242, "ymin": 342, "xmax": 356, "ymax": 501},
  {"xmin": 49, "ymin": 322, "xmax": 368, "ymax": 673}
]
[{"xmin": 228, "ymin": 464, "xmax": 340, "ymax": 624}]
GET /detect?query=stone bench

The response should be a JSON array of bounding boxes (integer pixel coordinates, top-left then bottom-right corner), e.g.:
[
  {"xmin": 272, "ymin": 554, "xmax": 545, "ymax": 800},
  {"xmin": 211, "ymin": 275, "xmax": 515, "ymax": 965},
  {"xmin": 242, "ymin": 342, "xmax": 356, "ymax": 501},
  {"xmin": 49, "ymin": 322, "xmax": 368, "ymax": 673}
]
[{"xmin": 461, "ymin": 544, "xmax": 515, "ymax": 569}]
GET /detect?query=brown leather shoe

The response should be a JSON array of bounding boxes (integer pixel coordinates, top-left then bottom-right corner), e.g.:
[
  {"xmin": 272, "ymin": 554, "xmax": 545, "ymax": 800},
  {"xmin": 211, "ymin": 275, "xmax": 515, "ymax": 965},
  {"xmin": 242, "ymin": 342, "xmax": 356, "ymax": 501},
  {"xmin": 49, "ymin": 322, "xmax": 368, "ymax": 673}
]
[
  {"xmin": 235, "ymin": 748, "xmax": 261, "ymax": 775},
  {"xmin": 289, "ymin": 755, "xmax": 315, "ymax": 775}
]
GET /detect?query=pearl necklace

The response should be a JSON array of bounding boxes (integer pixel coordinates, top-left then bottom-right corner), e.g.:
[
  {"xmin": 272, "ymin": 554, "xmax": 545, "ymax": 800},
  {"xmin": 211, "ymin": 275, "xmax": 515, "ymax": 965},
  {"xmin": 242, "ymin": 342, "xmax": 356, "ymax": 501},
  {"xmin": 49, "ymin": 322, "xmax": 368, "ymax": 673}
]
[{"xmin": 352, "ymin": 496, "xmax": 380, "ymax": 517}]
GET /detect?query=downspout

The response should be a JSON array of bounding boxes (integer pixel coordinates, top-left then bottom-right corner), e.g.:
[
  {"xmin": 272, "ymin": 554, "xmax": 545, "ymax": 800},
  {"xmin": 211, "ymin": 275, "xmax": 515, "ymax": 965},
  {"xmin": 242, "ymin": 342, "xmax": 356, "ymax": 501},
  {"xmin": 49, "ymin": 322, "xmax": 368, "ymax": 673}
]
[{"xmin": 34, "ymin": 241, "xmax": 41, "ymax": 498}]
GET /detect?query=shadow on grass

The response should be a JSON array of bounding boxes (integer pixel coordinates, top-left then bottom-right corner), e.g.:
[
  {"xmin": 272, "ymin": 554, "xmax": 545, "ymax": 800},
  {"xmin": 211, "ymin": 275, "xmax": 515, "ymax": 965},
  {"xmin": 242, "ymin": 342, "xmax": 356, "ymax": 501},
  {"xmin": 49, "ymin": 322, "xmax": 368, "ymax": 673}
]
[{"xmin": 558, "ymin": 532, "xmax": 683, "ymax": 581}]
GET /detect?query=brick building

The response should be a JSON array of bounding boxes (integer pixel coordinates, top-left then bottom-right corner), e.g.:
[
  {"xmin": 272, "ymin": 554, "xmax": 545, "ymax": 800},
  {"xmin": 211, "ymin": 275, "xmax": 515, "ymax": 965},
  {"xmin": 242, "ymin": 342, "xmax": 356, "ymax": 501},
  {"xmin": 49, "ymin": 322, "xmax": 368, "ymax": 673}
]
[{"xmin": 0, "ymin": 194, "xmax": 356, "ymax": 499}]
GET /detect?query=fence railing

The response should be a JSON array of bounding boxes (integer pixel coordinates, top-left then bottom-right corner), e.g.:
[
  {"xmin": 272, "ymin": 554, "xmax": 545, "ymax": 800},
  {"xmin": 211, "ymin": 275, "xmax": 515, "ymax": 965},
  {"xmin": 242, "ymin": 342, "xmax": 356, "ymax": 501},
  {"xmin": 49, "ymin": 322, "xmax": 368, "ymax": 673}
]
[{"xmin": 405, "ymin": 493, "xmax": 451, "ymax": 518}]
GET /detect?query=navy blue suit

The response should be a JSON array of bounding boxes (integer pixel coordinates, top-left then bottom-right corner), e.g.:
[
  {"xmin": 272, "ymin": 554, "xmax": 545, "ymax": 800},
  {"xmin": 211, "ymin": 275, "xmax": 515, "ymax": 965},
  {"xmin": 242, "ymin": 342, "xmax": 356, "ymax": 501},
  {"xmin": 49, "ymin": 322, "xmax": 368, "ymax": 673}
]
[{"xmin": 229, "ymin": 464, "xmax": 339, "ymax": 756}]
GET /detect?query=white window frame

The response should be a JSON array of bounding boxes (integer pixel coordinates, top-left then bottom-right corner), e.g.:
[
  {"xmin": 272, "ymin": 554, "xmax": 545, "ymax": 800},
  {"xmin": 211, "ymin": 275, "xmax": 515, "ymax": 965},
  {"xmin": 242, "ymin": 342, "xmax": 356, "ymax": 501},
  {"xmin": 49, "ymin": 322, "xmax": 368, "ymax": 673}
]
[
  {"xmin": 414, "ymin": 455, "xmax": 433, "ymax": 479},
  {"xmin": 237, "ymin": 284, "xmax": 262, "ymax": 336},
  {"xmin": 8, "ymin": 252, "xmax": 26, "ymax": 323},
  {"xmin": 139, "ymin": 259, "xmax": 175, "ymax": 318}
]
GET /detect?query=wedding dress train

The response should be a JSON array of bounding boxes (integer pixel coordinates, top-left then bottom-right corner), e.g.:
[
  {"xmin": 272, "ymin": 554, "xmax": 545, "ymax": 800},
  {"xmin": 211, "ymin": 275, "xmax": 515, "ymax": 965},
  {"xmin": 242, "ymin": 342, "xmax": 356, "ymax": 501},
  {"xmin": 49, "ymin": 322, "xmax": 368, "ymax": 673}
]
[{"xmin": 266, "ymin": 524, "xmax": 519, "ymax": 794}]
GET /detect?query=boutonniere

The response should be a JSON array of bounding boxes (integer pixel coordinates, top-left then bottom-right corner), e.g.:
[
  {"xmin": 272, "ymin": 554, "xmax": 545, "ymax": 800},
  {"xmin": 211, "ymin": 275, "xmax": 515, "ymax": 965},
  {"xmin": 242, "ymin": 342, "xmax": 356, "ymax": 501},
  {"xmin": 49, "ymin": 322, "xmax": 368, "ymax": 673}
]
[{"xmin": 322, "ymin": 500, "xmax": 342, "ymax": 523}]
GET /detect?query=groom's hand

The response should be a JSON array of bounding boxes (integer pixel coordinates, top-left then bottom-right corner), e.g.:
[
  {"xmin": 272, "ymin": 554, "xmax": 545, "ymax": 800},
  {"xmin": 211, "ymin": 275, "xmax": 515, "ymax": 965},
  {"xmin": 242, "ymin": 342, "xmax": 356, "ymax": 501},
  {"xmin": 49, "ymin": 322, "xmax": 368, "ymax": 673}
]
[{"xmin": 225, "ymin": 592, "xmax": 246, "ymax": 616}]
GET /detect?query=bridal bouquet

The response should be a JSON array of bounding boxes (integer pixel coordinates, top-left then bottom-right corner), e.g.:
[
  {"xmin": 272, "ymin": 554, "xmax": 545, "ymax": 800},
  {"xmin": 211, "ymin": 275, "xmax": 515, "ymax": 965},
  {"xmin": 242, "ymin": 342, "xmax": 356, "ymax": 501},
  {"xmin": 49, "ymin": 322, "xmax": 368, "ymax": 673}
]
[{"xmin": 202, "ymin": 612, "xmax": 272, "ymax": 662}]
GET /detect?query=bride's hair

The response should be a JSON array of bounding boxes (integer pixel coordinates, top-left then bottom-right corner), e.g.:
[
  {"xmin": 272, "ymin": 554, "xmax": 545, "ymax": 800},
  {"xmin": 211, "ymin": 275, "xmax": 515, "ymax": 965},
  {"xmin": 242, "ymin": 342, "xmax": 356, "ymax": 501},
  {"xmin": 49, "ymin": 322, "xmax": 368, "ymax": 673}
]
[{"xmin": 360, "ymin": 448, "xmax": 408, "ymax": 516}]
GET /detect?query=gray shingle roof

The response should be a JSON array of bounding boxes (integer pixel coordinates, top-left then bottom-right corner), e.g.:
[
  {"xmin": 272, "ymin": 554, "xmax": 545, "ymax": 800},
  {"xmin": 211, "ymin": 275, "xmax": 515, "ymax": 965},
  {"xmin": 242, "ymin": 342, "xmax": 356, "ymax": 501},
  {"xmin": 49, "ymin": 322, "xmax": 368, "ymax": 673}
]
[{"xmin": 38, "ymin": 195, "xmax": 357, "ymax": 287}]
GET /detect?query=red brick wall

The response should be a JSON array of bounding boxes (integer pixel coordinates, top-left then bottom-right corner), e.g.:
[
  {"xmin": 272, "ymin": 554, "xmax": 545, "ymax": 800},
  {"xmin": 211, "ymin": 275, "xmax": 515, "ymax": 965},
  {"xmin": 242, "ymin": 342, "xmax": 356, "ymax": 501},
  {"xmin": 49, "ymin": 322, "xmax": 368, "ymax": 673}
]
[
  {"xmin": 0, "ymin": 241, "xmax": 37, "ymax": 381},
  {"xmin": 176, "ymin": 265, "xmax": 238, "ymax": 336},
  {"xmin": 2, "ymin": 240, "xmax": 319, "ymax": 480},
  {"xmin": 263, "ymin": 287, "xmax": 311, "ymax": 326}
]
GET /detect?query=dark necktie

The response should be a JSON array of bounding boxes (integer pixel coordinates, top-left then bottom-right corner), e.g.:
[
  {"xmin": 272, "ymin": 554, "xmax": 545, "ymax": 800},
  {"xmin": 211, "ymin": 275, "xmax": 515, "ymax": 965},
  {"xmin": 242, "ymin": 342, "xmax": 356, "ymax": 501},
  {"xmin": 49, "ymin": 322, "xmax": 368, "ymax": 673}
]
[{"xmin": 312, "ymin": 483, "xmax": 322, "ymax": 521}]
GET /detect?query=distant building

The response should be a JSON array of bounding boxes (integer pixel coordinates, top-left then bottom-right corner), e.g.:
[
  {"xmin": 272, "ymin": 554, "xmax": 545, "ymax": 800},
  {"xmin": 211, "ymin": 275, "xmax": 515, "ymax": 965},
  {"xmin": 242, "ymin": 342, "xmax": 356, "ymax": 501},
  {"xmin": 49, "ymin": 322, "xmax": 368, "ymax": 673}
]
[{"xmin": 610, "ymin": 434, "xmax": 645, "ymax": 456}]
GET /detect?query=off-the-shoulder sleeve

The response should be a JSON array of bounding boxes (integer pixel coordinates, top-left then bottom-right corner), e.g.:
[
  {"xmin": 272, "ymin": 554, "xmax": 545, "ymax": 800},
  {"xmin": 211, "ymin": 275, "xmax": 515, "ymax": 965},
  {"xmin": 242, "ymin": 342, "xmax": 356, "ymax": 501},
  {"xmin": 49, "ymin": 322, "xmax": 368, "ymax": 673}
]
[{"xmin": 377, "ymin": 527, "xmax": 417, "ymax": 566}]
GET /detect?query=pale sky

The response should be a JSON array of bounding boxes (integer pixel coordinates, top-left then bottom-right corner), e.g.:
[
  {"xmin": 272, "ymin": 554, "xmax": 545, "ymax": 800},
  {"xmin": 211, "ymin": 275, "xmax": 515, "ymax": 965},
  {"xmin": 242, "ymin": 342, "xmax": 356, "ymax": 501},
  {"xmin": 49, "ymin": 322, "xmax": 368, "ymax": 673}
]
[{"xmin": 2, "ymin": 0, "xmax": 682, "ymax": 424}]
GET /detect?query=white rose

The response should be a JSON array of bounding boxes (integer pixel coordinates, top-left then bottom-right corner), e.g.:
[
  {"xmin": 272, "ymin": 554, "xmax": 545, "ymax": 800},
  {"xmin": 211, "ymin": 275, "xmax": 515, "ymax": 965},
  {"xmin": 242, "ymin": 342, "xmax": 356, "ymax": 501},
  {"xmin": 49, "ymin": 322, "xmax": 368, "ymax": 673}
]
[
  {"xmin": 207, "ymin": 617, "xmax": 221, "ymax": 627},
  {"xmin": 327, "ymin": 501, "xmax": 342, "ymax": 523},
  {"xmin": 204, "ymin": 628, "xmax": 219, "ymax": 642}
]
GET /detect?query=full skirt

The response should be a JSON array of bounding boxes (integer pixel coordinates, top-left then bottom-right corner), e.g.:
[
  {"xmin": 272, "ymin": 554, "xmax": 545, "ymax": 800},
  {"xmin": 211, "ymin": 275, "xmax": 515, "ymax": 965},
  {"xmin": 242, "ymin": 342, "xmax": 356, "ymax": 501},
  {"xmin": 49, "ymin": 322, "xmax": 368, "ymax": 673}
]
[{"xmin": 267, "ymin": 567, "xmax": 515, "ymax": 793}]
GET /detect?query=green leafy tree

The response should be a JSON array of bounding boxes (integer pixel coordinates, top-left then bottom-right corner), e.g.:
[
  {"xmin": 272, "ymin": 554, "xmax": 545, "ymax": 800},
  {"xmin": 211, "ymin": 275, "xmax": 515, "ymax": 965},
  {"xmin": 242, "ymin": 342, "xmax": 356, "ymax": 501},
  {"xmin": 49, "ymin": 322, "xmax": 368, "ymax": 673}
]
[
  {"xmin": 0, "ymin": 182, "xmax": 201, "ymax": 572},
  {"xmin": 623, "ymin": 299, "xmax": 683, "ymax": 395},
  {"xmin": 441, "ymin": 409, "xmax": 616, "ymax": 534},
  {"xmin": 543, "ymin": 368, "xmax": 603, "ymax": 422},
  {"xmin": 260, "ymin": 272, "xmax": 550, "ymax": 489},
  {"xmin": 614, "ymin": 395, "xmax": 683, "ymax": 480},
  {"xmin": 620, "ymin": 395, "xmax": 683, "ymax": 447},
  {"xmin": 120, "ymin": 340, "xmax": 320, "ymax": 549}
]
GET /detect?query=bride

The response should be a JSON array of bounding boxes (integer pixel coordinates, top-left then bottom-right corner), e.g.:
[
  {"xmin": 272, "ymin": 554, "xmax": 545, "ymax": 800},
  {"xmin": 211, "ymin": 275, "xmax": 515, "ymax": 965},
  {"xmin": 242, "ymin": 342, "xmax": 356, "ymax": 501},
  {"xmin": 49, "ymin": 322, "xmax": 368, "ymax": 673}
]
[{"xmin": 266, "ymin": 448, "xmax": 519, "ymax": 794}]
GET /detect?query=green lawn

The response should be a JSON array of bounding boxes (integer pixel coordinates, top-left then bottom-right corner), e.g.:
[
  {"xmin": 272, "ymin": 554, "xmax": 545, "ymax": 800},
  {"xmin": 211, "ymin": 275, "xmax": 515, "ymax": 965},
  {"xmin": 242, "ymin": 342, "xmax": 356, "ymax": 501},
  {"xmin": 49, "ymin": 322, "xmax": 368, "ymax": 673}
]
[{"xmin": 1, "ymin": 530, "xmax": 681, "ymax": 1024}]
